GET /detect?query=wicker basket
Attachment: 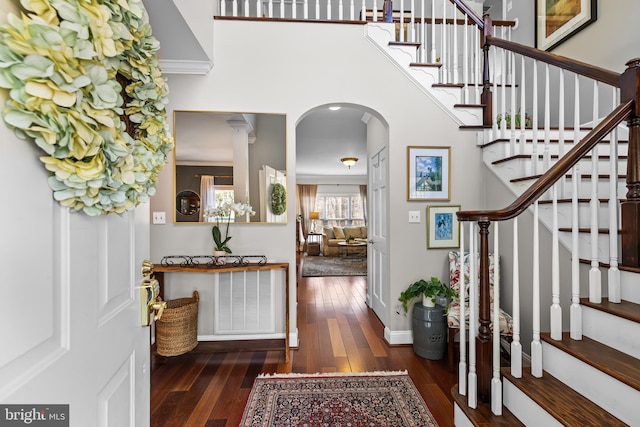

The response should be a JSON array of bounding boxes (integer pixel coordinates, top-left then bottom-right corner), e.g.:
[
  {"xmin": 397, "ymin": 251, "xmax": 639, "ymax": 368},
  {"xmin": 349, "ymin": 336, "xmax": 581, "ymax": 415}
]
[{"xmin": 156, "ymin": 291, "xmax": 199, "ymax": 357}]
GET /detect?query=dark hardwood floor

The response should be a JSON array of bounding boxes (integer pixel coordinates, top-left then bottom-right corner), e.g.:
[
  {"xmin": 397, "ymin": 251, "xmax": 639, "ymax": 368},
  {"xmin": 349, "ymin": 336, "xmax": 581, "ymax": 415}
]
[{"xmin": 151, "ymin": 254, "xmax": 457, "ymax": 426}]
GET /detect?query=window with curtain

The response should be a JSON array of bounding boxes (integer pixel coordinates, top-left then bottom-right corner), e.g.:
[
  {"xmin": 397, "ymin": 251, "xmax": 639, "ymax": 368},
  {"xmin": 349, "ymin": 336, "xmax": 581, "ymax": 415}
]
[
  {"xmin": 315, "ymin": 195, "xmax": 365, "ymax": 227},
  {"xmin": 200, "ymin": 175, "xmax": 235, "ymax": 222}
]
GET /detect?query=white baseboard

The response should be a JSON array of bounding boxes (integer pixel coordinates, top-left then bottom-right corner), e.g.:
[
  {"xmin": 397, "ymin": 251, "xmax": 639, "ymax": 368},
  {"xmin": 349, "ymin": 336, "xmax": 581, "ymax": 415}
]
[{"xmin": 384, "ymin": 327, "xmax": 413, "ymax": 345}]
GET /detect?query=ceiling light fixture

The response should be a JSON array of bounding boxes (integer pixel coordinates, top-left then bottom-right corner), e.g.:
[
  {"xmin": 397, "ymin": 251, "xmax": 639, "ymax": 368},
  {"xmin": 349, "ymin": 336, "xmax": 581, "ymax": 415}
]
[
  {"xmin": 341, "ymin": 157, "xmax": 358, "ymax": 169},
  {"xmin": 329, "ymin": 106, "xmax": 341, "ymax": 111}
]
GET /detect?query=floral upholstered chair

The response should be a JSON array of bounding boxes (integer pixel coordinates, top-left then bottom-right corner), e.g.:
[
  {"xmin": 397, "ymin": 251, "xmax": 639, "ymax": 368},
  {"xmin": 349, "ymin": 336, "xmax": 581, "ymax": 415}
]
[{"xmin": 447, "ymin": 251, "xmax": 513, "ymax": 372}]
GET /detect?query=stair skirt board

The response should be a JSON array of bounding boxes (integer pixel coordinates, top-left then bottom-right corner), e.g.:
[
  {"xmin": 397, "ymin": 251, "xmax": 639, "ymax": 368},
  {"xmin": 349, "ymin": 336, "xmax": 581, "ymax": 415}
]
[
  {"xmin": 582, "ymin": 305, "xmax": 640, "ymax": 359},
  {"xmin": 453, "ymin": 403, "xmax": 476, "ymax": 427},
  {"xmin": 542, "ymin": 342, "xmax": 638, "ymax": 425},
  {"xmin": 503, "ymin": 378, "xmax": 563, "ymax": 427}
]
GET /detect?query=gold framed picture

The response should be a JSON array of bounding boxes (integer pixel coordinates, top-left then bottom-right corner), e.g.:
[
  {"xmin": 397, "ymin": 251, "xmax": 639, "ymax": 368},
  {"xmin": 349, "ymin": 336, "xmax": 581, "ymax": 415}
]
[
  {"xmin": 536, "ymin": 0, "xmax": 597, "ymax": 51},
  {"xmin": 407, "ymin": 146, "xmax": 451, "ymax": 201}
]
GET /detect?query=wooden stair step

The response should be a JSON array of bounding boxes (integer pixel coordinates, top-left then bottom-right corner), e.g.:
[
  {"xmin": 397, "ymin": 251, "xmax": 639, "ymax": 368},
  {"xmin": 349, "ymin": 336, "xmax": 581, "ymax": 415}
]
[
  {"xmin": 538, "ymin": 198, "xmax": 621, "ymax": 204},
  {"xmin": 502, "ymin": 366, "xmax": 627, "ymax": 426},
  {"xmin": 409, "ymin": 62, "xmax": 442, "ymax": 68},
  {"xmin": 481, "ymin": 136, "xmax": 626, "ymax": 148},
  {"xmin": 493, "ymin": 154, "xmax": 628, "ymax": 165},
  {"xmin": 454, "ymin": 103, "xmax": 485, "ymax": 109},
  {"xmin": 578, "ymin": 258, "xmax": 640, "ymax": 274},
  {"xmin": 558, "ymin": 227, "xmax": 620, "ymax": 234},
  {"xmin": 580, "ymin": 297, "xmax": 640, "ymax": 326},
  {"xmin": 389, "ymin": 41, "xmax": 420, "ymax": 48},
  {"xmin": 451, "ymin": 385, "xmax": 524, "ymax": 426},
  {"xmin": 541, "ymin": 332, "xmax": 640, "ymax": 393}
]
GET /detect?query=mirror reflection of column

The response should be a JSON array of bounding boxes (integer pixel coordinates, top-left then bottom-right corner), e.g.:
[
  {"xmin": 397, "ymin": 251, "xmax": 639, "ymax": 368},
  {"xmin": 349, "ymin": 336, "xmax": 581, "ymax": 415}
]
[{"xmin": 228, "ymin": 120, "xmax": 251, "ymax": 222}]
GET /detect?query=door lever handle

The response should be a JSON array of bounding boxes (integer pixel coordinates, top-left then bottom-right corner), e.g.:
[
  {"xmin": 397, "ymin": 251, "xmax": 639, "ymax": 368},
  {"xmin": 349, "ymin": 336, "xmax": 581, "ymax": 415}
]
[{"xmin": 150, "ymin": 300, "xmax": 166, "ymax": 321}]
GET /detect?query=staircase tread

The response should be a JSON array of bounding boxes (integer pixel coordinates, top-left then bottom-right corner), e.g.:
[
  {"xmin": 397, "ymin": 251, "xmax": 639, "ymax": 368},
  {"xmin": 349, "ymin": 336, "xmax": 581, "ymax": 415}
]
[
  {"xmin": 409, "ymin": 62, "xmax": 441, "ymax": 68},
  {"xmin": 511, "ymin": 173, "xmax": 626, "ymax": 182},
  {"xmin": 580, "ymin": 297, "xmax": 640, "ymax": 324},
  {"xmin": 388, "ymin": 41, "xmax": 420, "ymax": 47},
  {"xmin": 451, "ymin": 385, "xmax": 524, "ymax": 426},
  {"xmin": 432, "ymin": 83, "xmax": 464, "ymax": 88},
  {"xmin": 578, "ymin": 258, "xmax": 640, "ymax": 273},
  {"xmin": 502, "ymin": 366, "xmax": 627, "ymax": 426},
  {"xmin": 493, "ymin": 154, "xmax": 627, "ymax": 165},
  {"xmin": 482, "ymin": 137, "xmax": 626, "ymax": 148},
  {"xmin": 541, "ymin": 332, "xmax": 640, "ymax": 392},
  {"xmin": 454, "ymin": 103, "xmax": 485, "ymax": 108},
  {"xmin": 558, "ymin": 227, "xmax": 620, "ymax": 234},
  {"xmin": 538, "ymin": 198, "xmax": 618, "ymax": 204}
]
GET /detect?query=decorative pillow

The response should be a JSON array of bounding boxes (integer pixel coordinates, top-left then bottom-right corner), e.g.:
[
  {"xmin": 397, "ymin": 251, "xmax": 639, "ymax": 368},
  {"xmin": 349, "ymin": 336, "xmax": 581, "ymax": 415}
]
[
  {"xmin": 344, "ymin": 226, "xmax": 362, "ymax": 239},
  {"xmin": 333, "ymin": 227, "xmax": 345, "ymax": 239},
  {"xmin": 323, "ymin": 226, "xmax": 335, "ymax": 239},
  {"xmin": 360, "ymin": 227, "xmax": 367, "ymax": 238},
  {"xmin": 447, "ymin": 251, "xmax": 513, "ymax": 336}
]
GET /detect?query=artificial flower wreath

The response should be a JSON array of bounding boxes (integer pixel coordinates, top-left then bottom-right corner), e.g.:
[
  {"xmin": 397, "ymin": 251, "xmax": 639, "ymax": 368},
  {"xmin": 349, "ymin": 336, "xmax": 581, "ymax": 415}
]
[{"xmin": 0, "ymin": 0, "xmax": 173, "ymax": 215}]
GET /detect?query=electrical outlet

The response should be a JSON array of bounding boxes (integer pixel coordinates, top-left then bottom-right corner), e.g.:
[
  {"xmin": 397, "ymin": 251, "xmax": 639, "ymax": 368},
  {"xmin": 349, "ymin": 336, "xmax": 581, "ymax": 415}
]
[
  {"xmin": 152, "ymin": 212, "xmax": 166, "ymax": 224},
  {"xmin": 408, "ymin": 211, "xmax": 420, "ymax": 223}
]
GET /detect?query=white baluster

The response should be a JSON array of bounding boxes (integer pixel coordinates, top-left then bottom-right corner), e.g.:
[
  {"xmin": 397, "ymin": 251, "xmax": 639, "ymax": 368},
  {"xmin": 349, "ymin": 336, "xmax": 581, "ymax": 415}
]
[
  {"xmin": 531, "ymin": 201, "xmax": 542, "ymax": 378},
  {"xmin": 609, "ymin": 86, "xmax": 621, "ymax": 303},
  {"xmin": 409, "ymin": 0, "xmax": 415, "ymax": 43},
  {"xmin": 468, "ymin": 222, "xmax": 477, "ymax": 408},
  {"xmin": 304, "ymin": 0, "xmax": 308, "ymax": 19},
  {"xmin": 571, "ymin": 72, "xmax": 583, "ymax": 340},
  {"xmin": 349, "ymin": 0, "xmax": 354, "ymax": 20},
  {"xmin": 509, "ymin": 50, "xmax": 516, "ymax": 155},
  {"xmin": 338, "ymin": 0, "xmax": 343, "ymax": 20},
  {"xmin": 430, "ymin": 0, "xmax": 436, "ymax": 63},
  {"xmin": 507, "ymin": 26, "xmax": 513, "ymax": 84},
  {"xmin": 518, "ymin": 56, "xmax": 526, "ymax": 154},
  {"xmin": 463, "ymin": 16, "xmax": 469, "ymax": 103},
  {"xmin": 292, "ymin": 0, "xmax": 297, "ymax": 19},
  {"xmin": 550, "ymin": 184, "xmax": 562, "ymax": 340},
  {"xmin": 532, "ymin": 61, "xmax": 539, "ymax": 176},
  {"xmin": 458, "ymin": 224, "xmax": 467, "ymax": 395},
  {"xmin": 571, "ymin": 162, "xmax": 583, "ymax": 340},
  {"xmin": 419, "ymin": 0, "xmax": 425, "ymax": 62},
  {"xmin": 360, "ymin": 0, "xmax": 364, "ymax": 21},
  {"xmin": 268, "ymin": 0, "xmax": 273, "ymax": 18},
  {"xmin": 589, "ymin": 80, "xmax": 602, "ymax": 303},
  {"xmin": 543, "ymin": 63, "xmax": 550, "ymax": 172},
  {"xmin": 327, "ymin": 0, "xmax": 331, "ymax": 20},
  {"xmin": 399, "ymin": 0, "xmax": 405, "ymax": 42},
  {"xmin": 452, "ymin": 4, "xmax": 458, "ymax": 83},
  {"xmin": 280, "ymin": 0, "xmax": 284, "ymax": 18},
  {"xmin": 491, "ymin": 223, "xmax": 502, "ymax": 415},
  {"xmin": 492, "ymin": 47, "xmax": 499, "ymax": 141},
  {"xmin": 372, "ymin": 0, "xmax": 377, "ymax": 21},
  {"xmin": 559, "ymin": 69, "xmax": 566, "ymax": 197},
  {"xmin": 244, "ymin": 0, "xmax": 249, "ymax": 17},
  {"xmin": 441, "ymin": 0, "xmax": 447, "ymax": 82},
  {"xmin": 257, "ymin": 0, "xmax": 262, "ymax": 17},
  {"xmin": 233, "ymin": 0, "xmax": 238, "ymax": 17},
  {"xmin": 500, "ymin": 45, "xmax": 506, "ymax": 141},
  {"xmin": 511, "ymin": 217, "xmax": 522, "ymax": 377},
  {"xmin": 474, "ymin": 27, "xmax": 480, "ymax": 102},
  {"xmin": 221, "ymin": 0, "xmax": 227, "ymax": 16}
]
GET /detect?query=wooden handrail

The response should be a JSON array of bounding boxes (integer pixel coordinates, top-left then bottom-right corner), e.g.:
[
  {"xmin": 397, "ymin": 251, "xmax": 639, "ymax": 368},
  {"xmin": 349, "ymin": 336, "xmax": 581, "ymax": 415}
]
[
  {"xmin": 487, "ymin": 36, "xmax": 621, "ymax": 87},
  {"xmin": 457, "ymin": 100, "xmax": 633, "ymax": 223},
  {"xmin": 450, "ymin": 0, "xmax": 483, "ymax": 28}
]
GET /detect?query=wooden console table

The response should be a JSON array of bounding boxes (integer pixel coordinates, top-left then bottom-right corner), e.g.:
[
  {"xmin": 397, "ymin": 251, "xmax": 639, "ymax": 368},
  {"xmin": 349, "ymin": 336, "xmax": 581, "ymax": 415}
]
[{"xmin": 153, "ymin": 262, "xmax": 290, "ymax": 362}]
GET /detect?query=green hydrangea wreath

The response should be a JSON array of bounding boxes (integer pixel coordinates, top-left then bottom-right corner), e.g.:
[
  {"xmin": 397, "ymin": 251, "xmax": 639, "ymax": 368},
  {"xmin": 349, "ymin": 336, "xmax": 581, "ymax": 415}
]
[
  {"xmin": 0, "ymin": 0, "xmax": 173, "ymax": 215},
  {"xmin": 270, "ymin": 182, "xmax": 286, "ymax": 215}
]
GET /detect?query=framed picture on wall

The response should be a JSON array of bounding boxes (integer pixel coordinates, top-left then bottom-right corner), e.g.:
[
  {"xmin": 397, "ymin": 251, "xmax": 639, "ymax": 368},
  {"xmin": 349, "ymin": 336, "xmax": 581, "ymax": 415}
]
[
  {"xmin": 536, "ymin": 0, "xmax": 597, "ymax": 51},
  {"xmin": 407, "ymin": 146, "xmax": 451, "ymax": 201},
  {"xmin": 427, "ymin": 205, "xmax": 460, "ymax": 249}
]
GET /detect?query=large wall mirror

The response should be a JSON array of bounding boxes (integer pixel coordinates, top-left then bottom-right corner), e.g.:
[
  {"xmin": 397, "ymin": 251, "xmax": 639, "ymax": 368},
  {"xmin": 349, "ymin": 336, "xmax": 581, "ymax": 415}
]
[{"xmin": 174, "ymin": 110, "xmax": 287, "ymax": 223}]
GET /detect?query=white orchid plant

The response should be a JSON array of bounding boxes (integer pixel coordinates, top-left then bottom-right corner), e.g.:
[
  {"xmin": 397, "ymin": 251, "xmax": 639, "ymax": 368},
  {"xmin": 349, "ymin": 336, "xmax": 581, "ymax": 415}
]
[
  {"xmin": 204, "ymin": 202, "xmax": 255, "ymax": 254},
  {"xmin": 0, "ymin": 0, "xmax": 173, "ymax": 215}
]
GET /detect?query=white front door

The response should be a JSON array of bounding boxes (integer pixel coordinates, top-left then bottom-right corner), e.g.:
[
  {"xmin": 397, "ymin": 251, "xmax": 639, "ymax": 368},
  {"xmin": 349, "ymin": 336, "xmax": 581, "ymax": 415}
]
[
  {"xmin": 368, "ymin": 147, "xmax": 389, "ymax": 325},
  {"xmin": 0, "ymin": 108, "xmax": 151, "ymax": 424}
]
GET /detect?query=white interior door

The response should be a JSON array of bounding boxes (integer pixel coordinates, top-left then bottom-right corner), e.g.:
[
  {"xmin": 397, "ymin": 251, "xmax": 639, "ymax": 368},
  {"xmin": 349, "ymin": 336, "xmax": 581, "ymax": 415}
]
[
  {"xmin": 0, "ymin": 113, "xmax": 151, "ymax": 424},
  {"xmin": 259, "ymin": 165, "xmax": 286, "ymax": 222},
  {"xmin": 368, "ymin": 147, "xmax": 389, "ymax": 325}
]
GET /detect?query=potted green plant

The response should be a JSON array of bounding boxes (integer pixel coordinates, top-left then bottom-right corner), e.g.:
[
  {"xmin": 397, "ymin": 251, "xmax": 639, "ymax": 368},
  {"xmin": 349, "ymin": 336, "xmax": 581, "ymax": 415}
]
[
  {"xmin": 345, "ymin": 235, "xmax": 355, "ymax": 245},
  {"xmin": 398, "ymin": 277, "xmax": 457, "ymax": 360},
  {"xmin": 398, "ymin": 277, "xmax": 457, "ymax": 312}
]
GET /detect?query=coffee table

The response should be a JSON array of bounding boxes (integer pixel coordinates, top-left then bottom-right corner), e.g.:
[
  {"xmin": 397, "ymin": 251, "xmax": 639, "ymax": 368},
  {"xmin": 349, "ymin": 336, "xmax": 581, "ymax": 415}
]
[{"xmin": 337, "ymin": 241, "xmax": 367, "ymax": 259}]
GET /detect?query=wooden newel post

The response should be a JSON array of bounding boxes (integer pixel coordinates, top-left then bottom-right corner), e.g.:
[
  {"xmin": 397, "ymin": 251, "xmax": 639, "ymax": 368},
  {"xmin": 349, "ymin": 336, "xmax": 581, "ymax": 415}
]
[
  {"xmin": 476, "ymin": 220, "xmax": 493, "ymax": 402},
  {"xmin": 620, "ymin": 58, "xmax": 640, "ymax": 267},
  {"xmin": 481, "ymin": 14, "xmax": 493, "ymax": 127}
]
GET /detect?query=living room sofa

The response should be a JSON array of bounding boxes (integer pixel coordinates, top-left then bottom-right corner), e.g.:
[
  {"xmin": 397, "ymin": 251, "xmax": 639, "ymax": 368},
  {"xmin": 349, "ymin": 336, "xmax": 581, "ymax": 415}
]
[{"xmin": 321, "ymin": 226, "xmax": 368, "ymax": 257}]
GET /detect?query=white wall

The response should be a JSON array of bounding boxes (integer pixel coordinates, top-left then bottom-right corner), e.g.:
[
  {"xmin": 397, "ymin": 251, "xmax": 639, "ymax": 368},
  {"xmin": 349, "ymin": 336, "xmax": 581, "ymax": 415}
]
[{"xmin": 150, "ymin": 18, "xmax": 483, "ymax": 341}]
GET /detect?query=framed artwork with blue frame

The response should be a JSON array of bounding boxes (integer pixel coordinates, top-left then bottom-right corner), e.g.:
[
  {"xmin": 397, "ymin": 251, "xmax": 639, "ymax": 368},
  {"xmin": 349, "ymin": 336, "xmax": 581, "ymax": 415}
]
[{"xmin": 427, "ymin": 205, "xmax": 460, "ymax": 249}]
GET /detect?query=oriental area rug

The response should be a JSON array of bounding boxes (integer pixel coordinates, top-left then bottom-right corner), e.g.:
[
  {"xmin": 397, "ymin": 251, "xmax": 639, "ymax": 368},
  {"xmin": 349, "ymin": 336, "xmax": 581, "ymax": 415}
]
[
  {"xmin": 301, "ymin": 256, "xmax": 367, "ymax": 277},
  {"xmin": 239, "ymin": 371, "xmax": 438, "ymax": 426}
]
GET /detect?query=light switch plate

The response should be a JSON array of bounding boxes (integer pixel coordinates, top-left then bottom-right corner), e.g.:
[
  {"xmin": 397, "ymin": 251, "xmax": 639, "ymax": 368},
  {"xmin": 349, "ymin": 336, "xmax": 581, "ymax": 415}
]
[
  {"xmin": 152, "ymin": 212, "xmax": 166, "ymax": 224},
  {"xmin": 408, "ymin": 211, "xmax": 420, "ymax": 223}
]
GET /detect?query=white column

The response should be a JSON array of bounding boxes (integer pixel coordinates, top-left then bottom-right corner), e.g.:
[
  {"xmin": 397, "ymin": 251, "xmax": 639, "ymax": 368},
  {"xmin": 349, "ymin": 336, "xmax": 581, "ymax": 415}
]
[{"xmin": 227, "ymin": 120, "xmax": 252, "ymax": 212}]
